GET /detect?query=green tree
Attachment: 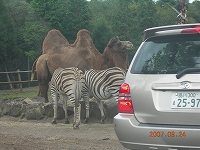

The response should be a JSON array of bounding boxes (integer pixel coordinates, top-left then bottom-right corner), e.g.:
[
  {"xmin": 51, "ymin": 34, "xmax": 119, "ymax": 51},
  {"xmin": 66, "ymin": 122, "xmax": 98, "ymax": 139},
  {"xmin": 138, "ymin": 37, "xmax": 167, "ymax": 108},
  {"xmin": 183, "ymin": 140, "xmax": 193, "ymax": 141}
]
[
  {"xmin": 30, "ymin": 0, "xmax": 63, "ymax": 30},
  {"xmin": 64, "ymin": 0, "xmax": 91, "ymax": 42},
  {"xmin": 88, "ymin": 0, "xmax": 115, "ymax": 52},
  {"xmin": 5, "ymin": 0, "xmax": 32, "ymax": 59},
  {"xmin": 187, "ymin": 1, "xmax": 200, "ymax": 23},
  {"xmin": 22, "ymin": 10, "xmax": 51, "ymax": 61},
  {"xmin": 127, "ymin": 0, "xmax": 158, "ymax": 58},
  {"xmin": 155, "ymin": 0, "xmax": 177, "ymax": 25},
  {"xmin": 111, "ymin": 0, "xmax": 134, "ymax": 40},
  {"xmin": 156, "ymin": 0, "xmax": 176, "ymax": 6},
  {"xmin": 5, "ymin": 0, "xmax": 50, "ymax": 68},
  {"xmin": 0, "ymin": 0, "xmax": 17, "ymax": 70},
  {"xmin": 132, "ymin": 0, "xmax": 158, "ymax": 32},
  {"xmin": 91, "ymin": 19, "xmax": 112, "ymax": 53},
  {"xmin": 31, "ymin": 0, "xmax": 91, "ymax": 43}
]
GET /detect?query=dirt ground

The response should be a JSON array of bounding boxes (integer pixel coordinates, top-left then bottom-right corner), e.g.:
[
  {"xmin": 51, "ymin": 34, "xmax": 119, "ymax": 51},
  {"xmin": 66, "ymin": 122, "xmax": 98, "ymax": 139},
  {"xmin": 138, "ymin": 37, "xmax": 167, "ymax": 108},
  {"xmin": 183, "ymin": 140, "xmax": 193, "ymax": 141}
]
[
  {"xmin": 0, "ymin": 87, "xmax": 127, "ymax": 150},
  {"xmin": 0, "ymin": 116, "xmax": 127, "ymax": 150}
]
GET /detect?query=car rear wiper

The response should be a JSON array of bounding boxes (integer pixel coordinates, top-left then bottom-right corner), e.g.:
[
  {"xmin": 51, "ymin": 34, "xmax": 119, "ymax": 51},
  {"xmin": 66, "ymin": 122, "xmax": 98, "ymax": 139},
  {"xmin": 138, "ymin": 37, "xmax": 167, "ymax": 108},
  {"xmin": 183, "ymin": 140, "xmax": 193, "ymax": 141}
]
[{"xmin": 176, "ymin": 68, "xmax": 200, "ymax": 79}]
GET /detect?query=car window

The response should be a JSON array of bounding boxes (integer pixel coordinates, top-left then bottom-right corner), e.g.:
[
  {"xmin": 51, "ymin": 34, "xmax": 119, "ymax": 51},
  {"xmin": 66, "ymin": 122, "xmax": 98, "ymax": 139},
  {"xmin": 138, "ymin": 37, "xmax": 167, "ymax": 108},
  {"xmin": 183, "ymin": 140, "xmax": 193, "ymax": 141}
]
[{"xmin": 131, "ymin": 34, "xmax": 200, "ymax": 74}]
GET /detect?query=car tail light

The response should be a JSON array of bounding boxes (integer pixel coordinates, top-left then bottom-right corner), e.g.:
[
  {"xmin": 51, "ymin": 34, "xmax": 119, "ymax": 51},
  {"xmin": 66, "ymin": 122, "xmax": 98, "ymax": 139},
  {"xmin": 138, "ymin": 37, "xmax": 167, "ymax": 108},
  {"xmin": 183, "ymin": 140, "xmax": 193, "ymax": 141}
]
[
  {"xmin": 181, "ymin": 26, "xmax": 200, "ymax": 33},
  {"xmin": 118, "ymin": 83, "xmax": 134, "ymax": 114}
]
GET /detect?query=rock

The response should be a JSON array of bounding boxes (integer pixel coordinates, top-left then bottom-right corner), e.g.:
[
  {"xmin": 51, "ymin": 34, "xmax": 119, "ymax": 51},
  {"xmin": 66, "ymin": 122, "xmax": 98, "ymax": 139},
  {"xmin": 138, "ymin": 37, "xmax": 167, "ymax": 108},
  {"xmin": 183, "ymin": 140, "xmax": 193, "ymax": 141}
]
[
  {"xmin": 43, "ymin": 103, "xmax": 54, "ymax": 118},
  {"xmin": 31, "ymin": 96, "xmax": 46, "ymax": 103},
  {"xmin": 0, "ymin": 97, "xmax": 115, "ymax": 122},
  {"xmin": 0, "ymin": 98, "xmax": 25, "ymax": 117},
  {"xmin": 24, "ymin": 98, "xmax": 32, "ymax": 104},
  {"xmin": 25, "ymin": 106, "xmax": 45, "ymax": 120},
  {"xmin": 103, "ymin": 99, "xmax": 118, "ymax": 118}
]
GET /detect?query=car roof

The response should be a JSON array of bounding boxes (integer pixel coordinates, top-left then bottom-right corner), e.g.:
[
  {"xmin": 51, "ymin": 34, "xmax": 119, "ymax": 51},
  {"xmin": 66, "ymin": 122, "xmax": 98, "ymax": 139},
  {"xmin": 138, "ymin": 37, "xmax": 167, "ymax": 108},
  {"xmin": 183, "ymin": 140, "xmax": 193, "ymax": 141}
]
[{"xmin": 143, "ymin": 23, "xmax": 200, "ymax": 41}]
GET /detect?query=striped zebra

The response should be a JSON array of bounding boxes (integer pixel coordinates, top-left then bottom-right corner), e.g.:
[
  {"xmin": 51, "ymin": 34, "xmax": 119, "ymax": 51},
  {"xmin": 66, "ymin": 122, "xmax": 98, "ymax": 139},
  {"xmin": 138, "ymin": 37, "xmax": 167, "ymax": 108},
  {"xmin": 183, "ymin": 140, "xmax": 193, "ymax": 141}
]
[
  {"xmin": 49, "ymin": 67, "xmax": 84, "ymax": 129},
  {"xmin": 82, "ymin": 67, "xmax": 126, "ymax": 123}
]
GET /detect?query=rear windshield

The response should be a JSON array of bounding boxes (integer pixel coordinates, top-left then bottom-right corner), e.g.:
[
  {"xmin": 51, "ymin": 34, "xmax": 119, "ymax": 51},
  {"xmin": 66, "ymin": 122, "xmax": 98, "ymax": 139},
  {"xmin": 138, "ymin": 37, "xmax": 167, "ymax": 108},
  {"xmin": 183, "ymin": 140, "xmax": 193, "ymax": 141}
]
[{"xmin": 131, "ymin": 34, "xmax": 200, "ymax": 74}]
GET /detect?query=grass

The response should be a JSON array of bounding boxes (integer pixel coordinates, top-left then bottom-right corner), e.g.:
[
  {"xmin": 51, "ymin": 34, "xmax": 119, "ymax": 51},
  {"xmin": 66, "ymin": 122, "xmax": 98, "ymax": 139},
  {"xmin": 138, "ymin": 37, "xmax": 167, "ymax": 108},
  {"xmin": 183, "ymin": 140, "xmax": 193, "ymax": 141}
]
[{"xmin": 0, "ymin": 86, "xmax": 40, "ymax": 100}]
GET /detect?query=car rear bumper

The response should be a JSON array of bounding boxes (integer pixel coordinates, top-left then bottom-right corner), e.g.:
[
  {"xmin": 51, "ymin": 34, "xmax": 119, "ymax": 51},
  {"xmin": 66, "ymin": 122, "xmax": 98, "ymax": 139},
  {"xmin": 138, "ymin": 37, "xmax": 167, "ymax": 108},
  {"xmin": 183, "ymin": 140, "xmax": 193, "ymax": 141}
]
[{"xmin": 114, "ymin": 113, "xmax": 200, "ymax": 150}]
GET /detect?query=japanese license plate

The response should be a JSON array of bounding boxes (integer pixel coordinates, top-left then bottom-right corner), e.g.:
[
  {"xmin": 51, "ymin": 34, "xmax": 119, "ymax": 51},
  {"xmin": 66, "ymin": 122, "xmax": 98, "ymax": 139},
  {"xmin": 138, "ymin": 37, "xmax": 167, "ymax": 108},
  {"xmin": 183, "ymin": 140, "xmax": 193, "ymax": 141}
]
[{"xmin": 171, "ymin": 92, "xmax": 200, "ymax": 108}]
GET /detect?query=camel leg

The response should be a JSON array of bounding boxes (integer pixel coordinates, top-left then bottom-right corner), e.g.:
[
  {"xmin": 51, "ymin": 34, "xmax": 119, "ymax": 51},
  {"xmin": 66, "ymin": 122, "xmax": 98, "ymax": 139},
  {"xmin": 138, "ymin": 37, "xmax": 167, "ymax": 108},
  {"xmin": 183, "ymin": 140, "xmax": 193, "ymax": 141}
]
[
  {"xmin": 96, "ymin": 99, "xmax": 106, "ymax": 124},
  {"xmin": 51, "ymin": 93, "xmax": 58, "ymax": 124},
  {"xmin": 36, "ymin": 54, "xmax": 51, "ymax": 103},
  {"xmin": 62, "ymin": 95, "xmax": 70, "ymax": 124},
  {"xmin": 38, "ymin": 82, "xmax": 49, "ymax": 102}
]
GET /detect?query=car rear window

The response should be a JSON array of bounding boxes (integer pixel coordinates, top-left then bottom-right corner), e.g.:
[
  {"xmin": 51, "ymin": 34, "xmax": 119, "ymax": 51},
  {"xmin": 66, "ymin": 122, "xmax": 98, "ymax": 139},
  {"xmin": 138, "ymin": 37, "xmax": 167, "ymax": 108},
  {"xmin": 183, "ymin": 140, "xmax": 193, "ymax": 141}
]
[{"xmin": 131, "ymin": 34, "xmax": 200, "ymax": 74}]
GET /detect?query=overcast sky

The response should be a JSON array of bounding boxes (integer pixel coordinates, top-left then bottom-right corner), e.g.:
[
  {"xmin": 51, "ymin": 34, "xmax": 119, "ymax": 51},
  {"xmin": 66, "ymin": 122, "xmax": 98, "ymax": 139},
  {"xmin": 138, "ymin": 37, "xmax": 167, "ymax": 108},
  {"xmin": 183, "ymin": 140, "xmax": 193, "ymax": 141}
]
[{"xmin": 189, "ymin": 0, "xmax": 198, "ymax": 2}]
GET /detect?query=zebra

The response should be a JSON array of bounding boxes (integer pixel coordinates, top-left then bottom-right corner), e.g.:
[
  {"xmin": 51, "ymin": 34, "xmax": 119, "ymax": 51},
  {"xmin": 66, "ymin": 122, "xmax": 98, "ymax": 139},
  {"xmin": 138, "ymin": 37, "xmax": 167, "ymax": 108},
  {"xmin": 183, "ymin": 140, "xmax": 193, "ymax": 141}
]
[
  {"xmin": 82, "ymin": 67, "xmax": 126, "ymax": 123},
  {"xmin": 49, "ymin": 67, "xmax": 84, "ymax": 129}
]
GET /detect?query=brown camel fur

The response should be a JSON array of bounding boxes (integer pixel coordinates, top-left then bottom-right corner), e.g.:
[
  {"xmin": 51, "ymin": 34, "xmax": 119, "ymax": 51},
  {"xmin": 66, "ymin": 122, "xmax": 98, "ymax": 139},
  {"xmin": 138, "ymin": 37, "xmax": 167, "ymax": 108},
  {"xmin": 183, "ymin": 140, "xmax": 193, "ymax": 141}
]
[
  {"xmin": 31, "ymin": 29, "xmax": 133, "ymax": 102},
  {"xmin": 42, "ymin": 29, "xmax": 69, "ymax": 54}
]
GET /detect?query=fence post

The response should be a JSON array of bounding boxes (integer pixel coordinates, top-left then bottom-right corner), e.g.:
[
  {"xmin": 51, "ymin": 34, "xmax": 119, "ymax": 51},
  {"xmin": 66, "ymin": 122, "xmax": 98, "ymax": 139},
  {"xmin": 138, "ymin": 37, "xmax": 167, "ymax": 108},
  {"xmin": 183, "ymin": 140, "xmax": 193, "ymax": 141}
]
[
  {"xmin": 2, "ymin": 62, "xmax": 13, "ymax": 89},
  {"xmin": 17, "ymin": 69, "xmax": 23, "ymax": 92}
]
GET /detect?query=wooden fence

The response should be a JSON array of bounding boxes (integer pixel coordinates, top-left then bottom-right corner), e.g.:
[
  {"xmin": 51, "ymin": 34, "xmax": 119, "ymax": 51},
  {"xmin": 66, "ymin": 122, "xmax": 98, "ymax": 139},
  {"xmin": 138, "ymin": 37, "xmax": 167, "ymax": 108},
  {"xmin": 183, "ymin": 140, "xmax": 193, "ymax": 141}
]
[{"xmin": 0, "ymin": 69, "xmax": 37, "ymax": 92}]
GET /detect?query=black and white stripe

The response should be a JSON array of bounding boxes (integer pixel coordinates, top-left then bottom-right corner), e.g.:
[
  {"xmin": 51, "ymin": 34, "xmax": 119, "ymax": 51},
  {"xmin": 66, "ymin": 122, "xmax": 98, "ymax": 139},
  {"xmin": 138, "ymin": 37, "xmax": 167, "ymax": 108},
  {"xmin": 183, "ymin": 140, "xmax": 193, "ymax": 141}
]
[
  {"xmin": 49, "ymin": 67, "xmax": 84, "ymax": 129},
  {"xmin": 82, "ymin": 67, "xmax": 126, "ymax": 123}
]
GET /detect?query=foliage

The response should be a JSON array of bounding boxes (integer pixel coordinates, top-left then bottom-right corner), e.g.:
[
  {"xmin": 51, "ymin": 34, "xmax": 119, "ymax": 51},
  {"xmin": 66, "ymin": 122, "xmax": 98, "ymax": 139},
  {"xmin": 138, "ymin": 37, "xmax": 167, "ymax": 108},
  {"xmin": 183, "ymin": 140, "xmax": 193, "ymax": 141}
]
[
  {"xmin": 127, "ymin": 0, "xmax": 159, "ymax": 58},
  {"xmin": 22, "ymin": 10, "xmax": 50, "ymax": 61},
  {"xmin": 155, "ymin": 0, "xmax": 177, "ymax": 25},
  {"xmin": 91, "ymin": 20, "xmax": 113, "ymax": 53},
  {"xmin": 88, "ymin": 0, "xmax": 115, "ymax": 52},
  {"xmin": 30, "ymin": 0, "xmax": 64, "ymax": 30},
  {"xmin": 109, "ymin": 0, "xmax": 134, "ymax": 40},
  {"xmin": 187, "ymin": 1, "xmax": 200, "ymax": 23},
  {"xmin": 4, "ymin": 0, "xmax": 50, "ymax": 69},
  {"xmin": 30, "ymin": 0, "xmax": 91, "ymax": 43},
  {"xmin": 0, "ymin": 0, "xmax": 200, "ymax": 90},
  {"xmin": 156, "ymin": 0, "xmax": 176, "ymax": 6},
  {"xmin": 64, "ymin": 0, "xmax": 91, "ymax": 42},
  {"xmin": 0, "ymin": 0, "xmax": 17, "ymax": 65}
]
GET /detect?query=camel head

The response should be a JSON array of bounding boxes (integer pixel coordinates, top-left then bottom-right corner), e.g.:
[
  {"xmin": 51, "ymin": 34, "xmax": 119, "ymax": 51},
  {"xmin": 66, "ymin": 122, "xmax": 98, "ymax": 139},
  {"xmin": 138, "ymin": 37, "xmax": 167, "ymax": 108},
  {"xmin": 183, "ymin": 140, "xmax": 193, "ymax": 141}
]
[
  {"xmin": 107, "ymin": 37, "xmax": 133, "ymax": 52},
  {"xmin": 101, "ymin": 37, "xmax": 133, "ymax": 70}
]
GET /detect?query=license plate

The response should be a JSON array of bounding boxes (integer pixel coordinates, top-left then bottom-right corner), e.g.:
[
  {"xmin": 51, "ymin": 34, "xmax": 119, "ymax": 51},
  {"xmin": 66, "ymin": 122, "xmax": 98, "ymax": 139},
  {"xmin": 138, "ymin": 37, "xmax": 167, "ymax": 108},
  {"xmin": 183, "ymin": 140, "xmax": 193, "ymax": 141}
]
[{"xmin": 171, "ymin": 92, "xmax": 200, "ymax": 108}]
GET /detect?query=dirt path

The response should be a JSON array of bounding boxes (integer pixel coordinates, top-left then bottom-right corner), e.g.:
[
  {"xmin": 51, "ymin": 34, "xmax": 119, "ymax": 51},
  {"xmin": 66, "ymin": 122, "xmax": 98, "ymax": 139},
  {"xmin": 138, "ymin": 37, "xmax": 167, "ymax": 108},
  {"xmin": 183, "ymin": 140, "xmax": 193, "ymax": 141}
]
[{"xmin": 0, "ymin": 116, "xmax": 127, "ymax": 150}]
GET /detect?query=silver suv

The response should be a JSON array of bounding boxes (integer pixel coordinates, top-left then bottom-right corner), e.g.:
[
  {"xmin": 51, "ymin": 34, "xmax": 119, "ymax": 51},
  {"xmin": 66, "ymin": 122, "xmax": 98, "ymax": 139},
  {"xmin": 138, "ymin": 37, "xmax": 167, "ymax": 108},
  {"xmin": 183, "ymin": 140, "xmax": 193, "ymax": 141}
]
[{"xmin": 114, "ymin": 24, "xmax": 200, "ymax": 150}]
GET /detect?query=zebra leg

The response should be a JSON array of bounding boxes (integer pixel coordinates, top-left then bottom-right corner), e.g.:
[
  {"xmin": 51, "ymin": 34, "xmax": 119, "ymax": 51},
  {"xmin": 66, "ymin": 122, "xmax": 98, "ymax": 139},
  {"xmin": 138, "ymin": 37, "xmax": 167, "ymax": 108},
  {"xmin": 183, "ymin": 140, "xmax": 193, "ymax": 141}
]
[
  {"xmin": 73, "ymin": 103, "xmax": 81, "ymax": 129},
  {"xmin": 63, "ymin": 95, "xmax": 70, "ymax": 124},
  {"xmin": 96, "ymin": 100, "xmax": 106, "ymax": 124},
  {"xmin": 83, "ymin": 96, "xmax": 90, "ymax": 123},
  {"xmin": 51, "ymin": 93, "xmax": 59, "ymax": 124}
]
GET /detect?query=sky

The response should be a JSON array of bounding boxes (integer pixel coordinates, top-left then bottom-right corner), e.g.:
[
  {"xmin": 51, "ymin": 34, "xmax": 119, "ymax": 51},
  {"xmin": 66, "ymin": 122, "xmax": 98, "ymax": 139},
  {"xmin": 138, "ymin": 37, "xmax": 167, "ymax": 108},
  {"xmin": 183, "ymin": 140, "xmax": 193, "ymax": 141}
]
[{"xmin": 189, "ymin": 0, "xmax": 198, "ymax": 2}]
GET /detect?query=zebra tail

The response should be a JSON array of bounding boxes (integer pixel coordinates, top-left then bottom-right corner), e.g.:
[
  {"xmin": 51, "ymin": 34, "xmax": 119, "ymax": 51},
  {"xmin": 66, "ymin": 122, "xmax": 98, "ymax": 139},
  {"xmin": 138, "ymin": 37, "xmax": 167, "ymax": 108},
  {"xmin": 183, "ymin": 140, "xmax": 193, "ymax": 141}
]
[{"xmin": 75, "ymin": 69, "xmax": 82, "ymax": 107}]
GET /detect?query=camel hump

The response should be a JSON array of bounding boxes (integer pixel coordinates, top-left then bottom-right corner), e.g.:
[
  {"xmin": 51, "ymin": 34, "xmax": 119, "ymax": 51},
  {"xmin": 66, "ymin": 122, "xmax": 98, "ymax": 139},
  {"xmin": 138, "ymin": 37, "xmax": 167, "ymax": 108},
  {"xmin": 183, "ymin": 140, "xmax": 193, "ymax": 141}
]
[
  {"xmin": 42, "ymin": 29, "xmax": 69, "ymax": 54},
  {"xmin": 77, "ymin": 29, "xmax": 90, "ymax": 38},
  {"xmin": 72, "ymin": 29, "xmax": 94, "ymax": 48}
]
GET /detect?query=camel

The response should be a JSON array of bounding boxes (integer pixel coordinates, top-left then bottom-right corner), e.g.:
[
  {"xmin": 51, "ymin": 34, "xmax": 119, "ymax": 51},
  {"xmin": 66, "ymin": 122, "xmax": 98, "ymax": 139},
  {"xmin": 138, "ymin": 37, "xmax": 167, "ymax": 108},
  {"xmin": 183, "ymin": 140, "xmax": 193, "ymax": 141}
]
[
  {"xmin": 31, "ymin": 29, "xmax": 133, "ymax": 102},
  {"xmin": 42, "ymin": 29, "xmax": 69, "ymax": 54}
]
